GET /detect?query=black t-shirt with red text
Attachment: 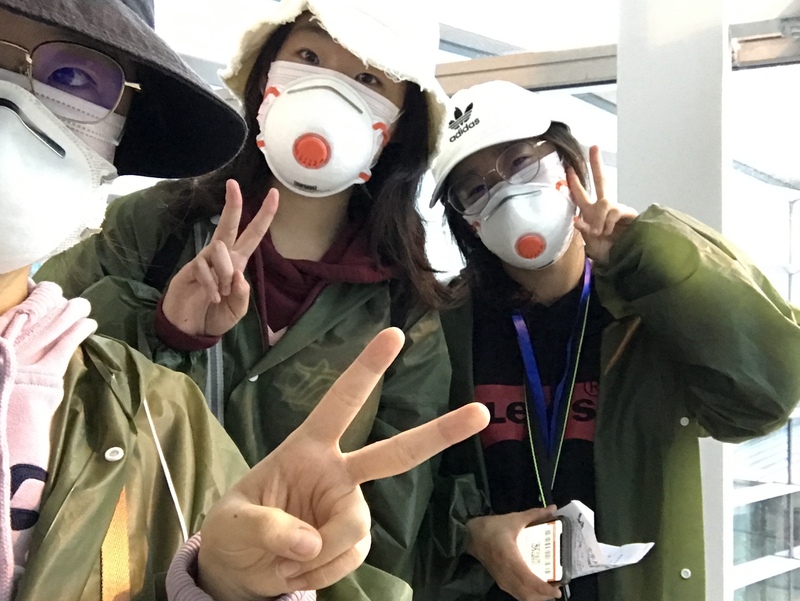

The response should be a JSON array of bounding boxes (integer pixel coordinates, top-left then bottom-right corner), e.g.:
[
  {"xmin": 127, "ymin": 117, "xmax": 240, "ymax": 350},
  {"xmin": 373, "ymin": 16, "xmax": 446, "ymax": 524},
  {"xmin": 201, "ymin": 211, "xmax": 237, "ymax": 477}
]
[{"xmin": 472, "ymin": 280, "xmax": 611, "ymax": 601}]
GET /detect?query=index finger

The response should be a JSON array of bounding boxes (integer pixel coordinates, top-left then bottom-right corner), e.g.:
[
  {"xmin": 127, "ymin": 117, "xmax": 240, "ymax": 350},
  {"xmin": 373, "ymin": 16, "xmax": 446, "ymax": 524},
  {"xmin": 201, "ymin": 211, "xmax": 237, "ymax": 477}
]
[
  {"xmin": 233, "ymin": 188, "xmax": 279, "ymax": 259},
  {"xmin": 300, "ymin": 328, "xmax": 405, "ymax": 445},
  {"xmin": 566, "ymin": 166, "xmax": 593, "ymax": 212},
  {"xmin": 212, "ymin": 179, "xmax": 244, "ymax": 247},
  {"xmin": 346, "ymin": 402, "xmax": 490, "ymax": 484},
  {"xmin": 589, "ymin": 145, "xmax": 607, "ymax": 201}
]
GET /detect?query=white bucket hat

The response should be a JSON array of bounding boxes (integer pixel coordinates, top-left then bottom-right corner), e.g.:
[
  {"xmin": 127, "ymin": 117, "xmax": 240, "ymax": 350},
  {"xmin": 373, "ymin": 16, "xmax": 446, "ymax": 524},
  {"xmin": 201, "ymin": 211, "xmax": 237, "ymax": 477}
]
[
  {"xmin": 429, "ymin": 80, "xmax": 555, "ymax": 207},
  {"xmin": 220, "ymin": 0, "xmax": 448, "ymax": 154}
]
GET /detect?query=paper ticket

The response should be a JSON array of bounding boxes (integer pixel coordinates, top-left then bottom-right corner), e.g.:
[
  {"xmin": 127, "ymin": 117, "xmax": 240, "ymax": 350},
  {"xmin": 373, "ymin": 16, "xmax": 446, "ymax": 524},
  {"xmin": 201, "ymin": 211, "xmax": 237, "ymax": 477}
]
[{"xmin": 555, "ymin": 500, "xmax": 654, "ymax": 578}]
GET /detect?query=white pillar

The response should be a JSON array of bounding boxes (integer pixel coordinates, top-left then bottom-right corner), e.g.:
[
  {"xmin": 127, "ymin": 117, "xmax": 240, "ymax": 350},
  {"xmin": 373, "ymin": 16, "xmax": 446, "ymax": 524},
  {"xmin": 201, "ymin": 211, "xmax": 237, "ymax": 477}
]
[
  {"xmin": 617, "ymin": 0, "xmax": 733, "ymax": 600},
  {"xmin": 618, "ymin": 0, "xmax": 730, "ymax": 229}
]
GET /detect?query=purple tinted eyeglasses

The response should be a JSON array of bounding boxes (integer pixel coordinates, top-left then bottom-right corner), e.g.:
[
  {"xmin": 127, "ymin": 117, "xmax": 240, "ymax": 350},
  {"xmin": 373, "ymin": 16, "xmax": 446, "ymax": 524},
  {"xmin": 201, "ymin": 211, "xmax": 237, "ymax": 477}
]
[{"xmin": 0, "ymin": 39, "xmax": 140, "ymax": 123}]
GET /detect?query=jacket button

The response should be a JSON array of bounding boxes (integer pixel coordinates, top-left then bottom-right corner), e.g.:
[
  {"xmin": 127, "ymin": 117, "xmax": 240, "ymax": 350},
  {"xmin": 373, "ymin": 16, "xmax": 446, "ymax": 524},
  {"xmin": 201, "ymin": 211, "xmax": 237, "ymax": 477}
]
[
  {"xmin": 680, "ymin": 417, "xmax": 690, "ymax": 427},
  {"xmin": 248, "ymin": 374, "xmax": 259, "ymax": 382},
  {"xmin": 105, "ymin": 447, "xmax": 125, "ymax": 462},
  {"xmin": 680, "ymin": 568, "xmax": 692, "ymax": 579}
]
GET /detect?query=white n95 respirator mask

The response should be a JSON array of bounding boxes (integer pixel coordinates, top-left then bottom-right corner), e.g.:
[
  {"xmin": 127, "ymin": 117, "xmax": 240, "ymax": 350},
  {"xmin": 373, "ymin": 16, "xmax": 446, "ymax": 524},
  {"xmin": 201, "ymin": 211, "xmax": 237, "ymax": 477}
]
[
  {"xmin": 466, "ymin": 152, "xmax": 577, "ymax": 270},
  {"xmin": 256, "ymin": 61, "xmax": 401, "ymax": 198},
  {"xmin": 0, "ymin": 67, "xmax": 125, "ymax": 164},
  {"xmin": 0, "ymin": 80, "xmax": 117, "ymax": 274}
]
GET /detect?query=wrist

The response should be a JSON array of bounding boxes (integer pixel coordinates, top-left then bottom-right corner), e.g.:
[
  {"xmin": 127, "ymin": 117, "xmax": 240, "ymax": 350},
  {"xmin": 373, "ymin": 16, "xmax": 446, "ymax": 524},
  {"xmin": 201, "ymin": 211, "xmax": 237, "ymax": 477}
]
[
  {"xmin": 156, "ymin": 295, "xmax": 220, "ymax": 350},
  {"xmin": 197, "ymin": 547, "xmax": 261, "ymax": 601},
  {"xmin": 465, "ymin": 516, "xmax": 483, "ymax": 559}
]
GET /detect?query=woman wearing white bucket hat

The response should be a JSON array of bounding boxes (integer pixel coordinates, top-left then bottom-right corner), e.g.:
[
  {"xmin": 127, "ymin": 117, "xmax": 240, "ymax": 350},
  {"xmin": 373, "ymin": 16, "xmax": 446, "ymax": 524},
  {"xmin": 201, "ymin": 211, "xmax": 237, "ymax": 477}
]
[
  {"xmin": 0, "ymin": 1, "xmax": 492, "ymax": 600},
  {"xmin": 38, "ymin": 0, "xmax": 458, "ymax": 597},
  {"xmin": 418, "ymin": 80, "xmax": 800, "ymax": 601}
]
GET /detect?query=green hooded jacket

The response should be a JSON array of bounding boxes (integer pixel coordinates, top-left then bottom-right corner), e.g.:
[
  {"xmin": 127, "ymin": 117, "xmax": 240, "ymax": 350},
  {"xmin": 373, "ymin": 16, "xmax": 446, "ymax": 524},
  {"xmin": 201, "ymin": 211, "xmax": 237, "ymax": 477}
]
[
  {"xmin": 14, "ymin": 334, "xmax": 246, "ymax": 601},
  {"xmin": 413, "ymin": 205, "xmax": 800, "ymax": 601},
  {"xmin": 36, "ymin": 183, "xmax": 451, "ymax": 598},
  {"xmin": 17, "ymin": 333, "xmax": 411, "ymax": 601}
]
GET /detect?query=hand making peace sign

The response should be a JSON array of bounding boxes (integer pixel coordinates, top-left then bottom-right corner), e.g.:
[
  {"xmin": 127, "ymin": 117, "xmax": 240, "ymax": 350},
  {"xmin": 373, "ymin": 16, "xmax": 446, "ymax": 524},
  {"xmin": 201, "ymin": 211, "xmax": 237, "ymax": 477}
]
[
  {"xmin": 162, "ymin": 180, "xmax": 279, "ymax": 336},
  {"xmin": 196, "ymin": 328, "xmax": 491, "ymax": 600},
  {"xmin": 567, "ymin": 145, "xmax": 638, "ymax": 265}
]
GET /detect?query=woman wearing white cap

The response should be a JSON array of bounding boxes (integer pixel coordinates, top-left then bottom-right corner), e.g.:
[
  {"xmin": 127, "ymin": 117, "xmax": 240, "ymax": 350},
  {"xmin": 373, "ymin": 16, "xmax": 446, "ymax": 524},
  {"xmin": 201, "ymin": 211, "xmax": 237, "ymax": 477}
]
[
  {"xmin": 38, "ymin": 0, "xmax": 456, "ymax": 596},
  {"xmin": 421, "ymin": 80, "xmax": 800, "ymax": 601}
]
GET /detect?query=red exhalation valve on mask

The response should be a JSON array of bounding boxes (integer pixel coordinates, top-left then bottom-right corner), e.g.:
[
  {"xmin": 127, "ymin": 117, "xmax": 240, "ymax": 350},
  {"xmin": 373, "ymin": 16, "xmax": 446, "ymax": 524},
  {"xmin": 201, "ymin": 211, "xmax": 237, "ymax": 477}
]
[
  {"xmin": 515, "ymin": 234, "xmax": 547, "ymax": 259},
  {"xmin": 293, "ymin": 133, "xmax": 331, "ymax": 169}
]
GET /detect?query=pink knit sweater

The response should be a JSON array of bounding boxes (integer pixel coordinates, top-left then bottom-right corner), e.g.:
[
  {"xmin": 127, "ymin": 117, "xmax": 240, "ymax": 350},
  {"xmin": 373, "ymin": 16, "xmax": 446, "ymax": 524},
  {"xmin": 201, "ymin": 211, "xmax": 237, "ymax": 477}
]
[{"xmin": 0, "ymin": 282, "xmax": 96, "ymax": 600}]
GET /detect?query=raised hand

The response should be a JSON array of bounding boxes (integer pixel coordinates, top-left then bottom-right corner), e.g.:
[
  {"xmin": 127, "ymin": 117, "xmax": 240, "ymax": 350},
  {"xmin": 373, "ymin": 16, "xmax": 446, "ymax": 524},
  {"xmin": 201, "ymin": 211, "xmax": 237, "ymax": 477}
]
[
  {"xmin": 466, "ymin": 508, "xmax": 562, "ymax": 601},
  {"xmin": 197, "ymin": 328, "xmax": 490, "ymax": 601},
  {"xmin": 162, "ymin": 180, "xmax": 278, "ymax": 336},
  {"xmin": 568, "ymin": 146, "xmax": 638, "ymax": 265}
]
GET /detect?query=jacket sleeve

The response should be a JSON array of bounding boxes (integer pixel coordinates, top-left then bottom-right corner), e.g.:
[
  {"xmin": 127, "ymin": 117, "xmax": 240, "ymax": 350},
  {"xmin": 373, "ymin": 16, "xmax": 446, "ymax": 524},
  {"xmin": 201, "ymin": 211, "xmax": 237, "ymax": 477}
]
[
  {"xmin": 412, "ymin": 299, "xmax": 495, "ymax": 601},
  {"xmin": 35, "ymin": 185, "xmax": 174, "ymax": 298},
  {"xmin": 358, "ymin": 308, "xmax": 452, "ymax": 585},
  {"xmin": 35, "ymin": 186, "xmax": 206, "ymax": 374},
  {"xmin": 165, "ymin": 535, "xmax": 316, "ymax": 601},
  {"xmin": 594, "ymin": 204, "xmax": 800, "ymax": 442}
]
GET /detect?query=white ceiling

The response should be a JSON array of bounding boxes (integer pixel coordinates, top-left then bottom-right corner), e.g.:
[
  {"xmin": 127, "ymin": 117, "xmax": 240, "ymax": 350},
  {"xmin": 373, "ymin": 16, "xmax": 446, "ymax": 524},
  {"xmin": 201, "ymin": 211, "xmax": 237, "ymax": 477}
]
[{"xmin": 155, "ymin": 0, "xmax": 800, "ymax": 65}]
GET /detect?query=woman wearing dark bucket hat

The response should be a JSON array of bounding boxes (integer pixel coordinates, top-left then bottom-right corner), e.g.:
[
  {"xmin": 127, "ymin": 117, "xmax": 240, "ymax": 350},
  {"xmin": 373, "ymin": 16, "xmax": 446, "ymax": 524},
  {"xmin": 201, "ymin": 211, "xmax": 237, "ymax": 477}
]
[
  {"xmin": 0, "ymin": 0, "xmax": 246, "ymax": 177},
  {"xmin": 37, "ymin": 1, "xmax": 464, "ymax": 598},
  {"xmin": 0, "ymin": 1, "xmax": 490, "ymax": 600}
]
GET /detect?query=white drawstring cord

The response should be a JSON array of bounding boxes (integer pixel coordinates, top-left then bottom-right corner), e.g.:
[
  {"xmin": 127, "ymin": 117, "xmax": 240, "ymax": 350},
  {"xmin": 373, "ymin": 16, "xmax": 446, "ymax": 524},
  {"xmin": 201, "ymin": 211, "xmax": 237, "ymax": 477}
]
[{"xmin": 141, "ymin": 396, "xmax": 188, "ymax": 543}]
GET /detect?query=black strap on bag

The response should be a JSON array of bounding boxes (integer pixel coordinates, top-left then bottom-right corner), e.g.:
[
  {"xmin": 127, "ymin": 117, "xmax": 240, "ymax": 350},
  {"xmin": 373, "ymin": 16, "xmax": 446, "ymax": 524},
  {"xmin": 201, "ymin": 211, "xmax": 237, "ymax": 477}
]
[{"xmin": 142, "ymin": 231, "xmax": 190, "ymax": 292}]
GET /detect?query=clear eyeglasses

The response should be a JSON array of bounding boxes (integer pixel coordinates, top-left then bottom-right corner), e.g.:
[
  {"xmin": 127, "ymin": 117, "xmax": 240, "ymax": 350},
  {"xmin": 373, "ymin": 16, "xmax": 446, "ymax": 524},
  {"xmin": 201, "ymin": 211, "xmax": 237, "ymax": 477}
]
[{"xmin": 446, "ymin": 140, "xmax": 551, "ymax": 216}]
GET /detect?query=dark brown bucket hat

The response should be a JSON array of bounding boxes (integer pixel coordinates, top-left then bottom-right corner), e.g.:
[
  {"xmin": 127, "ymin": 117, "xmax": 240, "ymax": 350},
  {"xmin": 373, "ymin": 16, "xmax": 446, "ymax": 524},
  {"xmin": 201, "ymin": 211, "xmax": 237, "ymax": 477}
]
[{"xmin": 0, "ymin": 0, "xmax": 246, "ymax": 178}]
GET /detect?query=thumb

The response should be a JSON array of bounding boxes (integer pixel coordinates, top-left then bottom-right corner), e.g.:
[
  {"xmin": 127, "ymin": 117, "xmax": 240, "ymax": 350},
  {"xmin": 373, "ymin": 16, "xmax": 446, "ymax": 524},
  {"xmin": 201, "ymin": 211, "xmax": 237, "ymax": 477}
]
[
  {"xmin": 212, "ymin": 503, "xmax": 323, "ymax": 562},
  {"xmin": 518, "ymin": 505, "xmax": 557, "ymax": 527}
]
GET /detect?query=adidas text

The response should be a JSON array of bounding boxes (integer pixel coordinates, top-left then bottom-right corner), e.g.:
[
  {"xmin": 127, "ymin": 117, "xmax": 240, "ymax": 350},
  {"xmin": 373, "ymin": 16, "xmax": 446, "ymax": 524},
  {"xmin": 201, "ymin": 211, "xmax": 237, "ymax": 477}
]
[{"xmin": 449, "ymin": 118, "xmax": 480, "ymax": 142}]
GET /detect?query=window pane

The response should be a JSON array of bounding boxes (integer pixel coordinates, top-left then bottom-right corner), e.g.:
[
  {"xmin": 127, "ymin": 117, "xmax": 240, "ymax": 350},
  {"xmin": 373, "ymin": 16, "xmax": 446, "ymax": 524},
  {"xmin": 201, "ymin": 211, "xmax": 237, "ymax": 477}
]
[
  {"xmin": 734, "ymin": 493, "xmax": 798, "ymax": 565},
  {"xmin": 733, "ymin": 569, "xmax": 800, "ymax": 601}
]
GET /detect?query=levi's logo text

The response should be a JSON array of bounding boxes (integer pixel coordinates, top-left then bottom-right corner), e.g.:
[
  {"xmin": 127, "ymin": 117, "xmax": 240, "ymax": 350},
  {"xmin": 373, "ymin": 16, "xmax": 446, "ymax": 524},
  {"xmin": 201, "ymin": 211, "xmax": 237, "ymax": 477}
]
[
  {"xmin": 448, "ymin": 102, "xmax": 480, "ymax": 142},
  {"xmin": 474, "ymin": 382, "xmax": 598, "ymax": 449}
]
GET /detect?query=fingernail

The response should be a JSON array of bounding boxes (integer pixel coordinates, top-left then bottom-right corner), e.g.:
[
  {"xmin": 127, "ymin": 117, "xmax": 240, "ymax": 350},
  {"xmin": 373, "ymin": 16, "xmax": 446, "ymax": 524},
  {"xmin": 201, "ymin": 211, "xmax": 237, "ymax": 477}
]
[
  {"xmin": 290, "ymin": 528, "xmax": 320, "ymax": 556},
  {"xmin": 278, "ymin": 561, "xmax": 302, "ymax": 579}
]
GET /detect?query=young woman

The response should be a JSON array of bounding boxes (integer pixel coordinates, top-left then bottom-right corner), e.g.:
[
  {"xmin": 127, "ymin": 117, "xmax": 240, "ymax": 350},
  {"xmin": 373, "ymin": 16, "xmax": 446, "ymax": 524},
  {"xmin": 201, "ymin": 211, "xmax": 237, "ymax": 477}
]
[
  {"xmin": 419, "ymin": 80, "xmax": 800, "ymax": 601},
  {"xmin": 36, "ymin": 0, "xmax": 454, "ymax": 592}
]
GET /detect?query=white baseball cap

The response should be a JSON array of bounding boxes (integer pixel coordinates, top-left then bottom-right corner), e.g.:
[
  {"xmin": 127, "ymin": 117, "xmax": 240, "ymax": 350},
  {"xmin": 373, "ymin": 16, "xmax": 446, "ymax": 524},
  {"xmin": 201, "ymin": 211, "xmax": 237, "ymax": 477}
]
[
  {"xmin": 430, "ymin": 80, "xmax": 554, "ymax": 207},
  {"xmin": 221, "ymin": 0, "xmax": 448, "ymax": 153}
]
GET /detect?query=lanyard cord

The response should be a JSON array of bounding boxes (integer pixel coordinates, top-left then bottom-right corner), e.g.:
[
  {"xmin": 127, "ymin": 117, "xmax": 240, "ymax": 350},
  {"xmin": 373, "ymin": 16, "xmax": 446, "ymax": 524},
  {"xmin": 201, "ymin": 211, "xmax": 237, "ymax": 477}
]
[{"xmin": 513, "ymin": 259, "xmax": 592, "ymax": 506}]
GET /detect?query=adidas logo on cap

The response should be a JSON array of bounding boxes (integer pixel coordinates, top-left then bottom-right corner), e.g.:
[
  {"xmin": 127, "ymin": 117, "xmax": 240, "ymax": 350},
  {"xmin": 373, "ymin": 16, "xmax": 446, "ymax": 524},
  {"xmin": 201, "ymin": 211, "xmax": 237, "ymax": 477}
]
[{"xmin": 448, "ymin": 102, "xmax": 480, "ymax": 142}]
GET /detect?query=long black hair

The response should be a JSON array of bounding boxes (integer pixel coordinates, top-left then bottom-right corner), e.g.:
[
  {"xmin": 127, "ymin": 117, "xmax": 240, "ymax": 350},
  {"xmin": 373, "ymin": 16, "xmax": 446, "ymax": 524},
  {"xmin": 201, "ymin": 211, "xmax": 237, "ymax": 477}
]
[
  {"xmin": 444, "ymin": 121, "xmax": 589, "ymax": 309},
  {"xmin": 159, "ymin": 18, "xmax": 451, "ymax": 310}
]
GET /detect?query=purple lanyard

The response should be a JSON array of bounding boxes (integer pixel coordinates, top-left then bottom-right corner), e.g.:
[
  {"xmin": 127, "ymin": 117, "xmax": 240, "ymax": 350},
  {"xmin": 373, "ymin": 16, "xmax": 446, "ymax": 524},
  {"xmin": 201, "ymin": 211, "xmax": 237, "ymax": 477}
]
[{"xmin": 512, "ymin": 259, "xmax": 592, "ymax": 460}]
